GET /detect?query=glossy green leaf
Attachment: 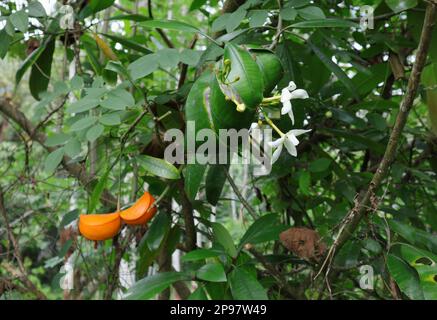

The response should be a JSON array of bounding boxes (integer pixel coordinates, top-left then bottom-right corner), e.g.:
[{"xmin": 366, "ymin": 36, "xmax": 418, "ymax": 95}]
[
  {"xmin": 298, "ymin": 6, "xmax": 325, "ymax": 20},
  {"xmin": 251, "ymin": 49, "xmax": 284, "ymax": 94},
  {"xmin": 182, "ymin": 248, "xmax": 221, "ymax": 262},
  {"xmin": 196, "ymin": 263, "xmax": 227, "ymax": 282},
  {"xmin": 137, "ymin": 155, "xmax": 180, "ymax": 180},
  {"xmin": 101, "ymin": 33, "xmax": 152, "ymax": 54},
  {"xmin": 125, "ymin": 272, "xmax": 190, "ymax": 300},
  {"xmin": 209, "ymin": 76, "xmax": 255, "ymax": 132},
  {"xmin": 387, "ymin": 254, "xmax": 424, "ymax": 300},
  {"xmin": 205, "ymin": 164, "xmax": 228, "ymax": 206},
  {"xmin": 16, "ymin": 36, "xmax": 53, "ymax": 87},
  {"xmin": 141, "ymin": 20, "xmax": 199, "ymax": 33},
  {"xmin": 290, "ymin": 19, "xmax": 359, "ymax": 28},
  {"xmin": 229, "ymin": 268, "xmax": 268, "ymax": 300},
  {"xmin": 185, "ymin": 164, "xmax": 207, "ymax": 201},
  {"xmin": 239, "ymin": 213, "xmax": 284, "ymax": 248},
  {"xmin": 219, "ymin": 43, "xmax": 264, "ymax": 110},
  {"xmin": 386, "ymin": 0, "xmax": 417, "ymax": 13},
  {"xmin": 211, "ymin": 222, "xmax": 237, "ymax": 258}
]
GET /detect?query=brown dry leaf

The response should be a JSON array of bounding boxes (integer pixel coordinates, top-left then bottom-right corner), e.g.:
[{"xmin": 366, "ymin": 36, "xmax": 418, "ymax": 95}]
[{"xmin": 279, "ymin": 227, "xmax": 327, "ymax": 262}]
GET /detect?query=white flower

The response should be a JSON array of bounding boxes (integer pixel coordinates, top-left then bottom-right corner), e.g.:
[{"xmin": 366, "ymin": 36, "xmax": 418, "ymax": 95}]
[
  {"xmin": 280, "ymin": 81, "xmax": 309, "ymax": 125},
  {"xmin": 267, "ymin": 129, "xmax": 311, "ymax": 163}
]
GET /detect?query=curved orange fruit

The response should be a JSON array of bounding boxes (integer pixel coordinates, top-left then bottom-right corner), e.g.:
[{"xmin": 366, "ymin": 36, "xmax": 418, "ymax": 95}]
[
  {"xmin": 78, "ymin": 212, "xmax": 121, "ymax": 241},
  {"xmin": 120, "ymin": 191, "xmax": 157, "ymax": 225}
]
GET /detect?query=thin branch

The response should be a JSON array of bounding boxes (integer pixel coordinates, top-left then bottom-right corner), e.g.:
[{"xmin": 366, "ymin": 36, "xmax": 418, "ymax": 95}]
[{"xmin": 223, "ymin": 167, "xmax": 258, "ymax": 219}]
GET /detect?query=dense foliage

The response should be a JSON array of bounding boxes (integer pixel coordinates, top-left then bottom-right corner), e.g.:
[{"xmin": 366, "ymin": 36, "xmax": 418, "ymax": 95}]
[{"xmin": 0, "ymin": 0, "xmax": 436, "ymax": 300}]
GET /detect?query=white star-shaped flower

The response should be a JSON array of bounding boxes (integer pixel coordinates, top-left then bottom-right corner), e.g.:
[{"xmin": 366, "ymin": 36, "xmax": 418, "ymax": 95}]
[
  {"xmin": 280, "ymin": 81, "xmax": 309, "ymax": 125},
  {"xmin": 267, "ymin": 129, "xmax": 311, "ymax": 163}
]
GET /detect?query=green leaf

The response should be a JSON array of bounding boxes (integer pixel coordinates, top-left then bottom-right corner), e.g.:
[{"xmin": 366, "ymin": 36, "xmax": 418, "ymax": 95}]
[
  {"xmin": 386, "ymin": 0, "xmax": 417, "ymax": 13},
  {"xmin": 10, "ymin": 10, "xmax": 29, "ymax": 33},
  {"xmin": 67, "ymin": 98, "xmax": 100, "ymax": 114},
  {"xmin": 16, "ymin": 36, "xmax": 53, "ymax": 87},
  {"xmin": 0, "ymin": 29, "xmax": 12, "ymax": 59},
  {"xmin": 298, "ymin": 171, "xmax": 311, "ymax": 195},
  {"xmin": 44, "ymin": 148, "xmax": 65, "ymax": 175},
  {"xmin": 387, "ymin": 254, "xmax": 424, "ymax": 300},
  {"xmin": 125, "ymin": 272, "xmax": 190, "ymax": 300},
  {"xmin": 88, "ymin": 168, "xmax": 111, "ymax": 213},
  {"xmin": 29, "ymin": 37, "xmax": 54, "ymax": 99},
  {"xmin": 70, "ymin": 75, "xmax": 84, "ymax": 90},
  {"xmin": 239, "ymin": 214, "xmax": 284, "ymax": 248},
  {"xmin": 251, "ymin": 49, "xmax": 283, "ymax": 94},
  {"xmin": 128, "ymin": 54, "xmax": 159, "ymax": 81},
  {"xmin": 188, "ymin": 286, "xmax": 208, "ymax": 300},
  {"xmin": 196, "ymin": 263, "xmax": 227, "ymax": 282},
  {"xmin": 101, "ymin": 88, "xmax": 135, "ymax": 110},
  {"xmin": 290, "ymin": 19, "xmax": 359, "ymax": 29},
  {"xmin": 280, "ymin": 7, "xmax": 298, "ymax": 21},
  {"xmin": 205, "ymin": 164, "xmax": 228, "ymax": 206},
  {"xmin": 211, "ymin": 14, "xmax": 230, "ymax": 32},
  {"xmin": 28, "ymin": 1, "xmax": 47, "ymax": 17},
  {"xmin": 79, "ymin": 0, "xmax": 115, "ymax": 19},
  {"xmin": 308, "ymin": 42, "xmax": 359, "ymax": 100},
  {"xmin": 99, "ymin": 113, "xmax": 121, "ymax": 126},
  {"xmin": 157, "ymin": 48, "xmax": 180, "ymax": 68},
  {"xmin": 185, "ymin": 71, "xmax": 215, "ymax": 135},
  {"xmin": 185, "ymin": 164, "xmax": 207, "ymax": 201},
  {"xmin": 229, "ymin": 268, "xmax": 268, "ymax": 300},
  {"xmin": 145, "ymin": 212, "xmax": 171, "ymax": 251},
  {"xmin": 226, "ymin": 7, "xmax": 246, "ymax": 33},
  {"xmin": 180, "ymin": 49, "xmax": 201, "ymax": 66},
  {"xmin": 189, "ymin": 0, "xmax": 207, "ymax": 11},
  {"xmin": 101, "ymin": 33, "xmax": 152, "ymax": 54},
  {"xmin": 211, "ymin": 222, "xmax": 237, "ymax": 258},
  {"xmin": 64, "ymin": 138, "xmax": 81, "ymax": 158},
  {"xmin": 45, "ymin": 133, "xmax": 70, "ymax": 147},
  {"xmin": 60, "ymin": 209, "xmax": 79, "ymax": 229},
  {"xmin": 137, "ymin": 155, "xmax": 180, "ymax": 180},
  {"xmin": 389, "ymin": 220, "xmax": 437, "ymax": 254},
  {"xmin": 220, "ymin": 43, "xmax": 264, "ymax": 110},
  {"xmin": 86, "ymin": 124, "xmax": 104, "ymax": 142},
  {"xmin": 70, "ymin": 116, "xmax": 97, "ymax": 132},
  {"xmin": 309, "ymin": 158, "xmax": 332, "ymax": 173},
  {"xmin": 141, "ymin": 20, "xmax": 199, "ymax": 33},
  {"xmin": 182, "ymin": 248, "xmax": 221, "ymax": 262},
  {"xmin": 249, "ymin": 10, "xmax": 268, "ymax": 27},
  {"xmin": 298, "ymin": 6, "xmax": 325, "ymax": 20}
]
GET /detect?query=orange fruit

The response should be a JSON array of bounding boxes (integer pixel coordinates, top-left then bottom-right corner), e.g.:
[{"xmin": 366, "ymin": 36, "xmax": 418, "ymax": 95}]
[
  {"xmin": 78, "ymin": 212, "xmax": 121, "ymax": 241},
  {"xmin": 120, "ymin": 191, "xmax": 157, "ymax": 225}
]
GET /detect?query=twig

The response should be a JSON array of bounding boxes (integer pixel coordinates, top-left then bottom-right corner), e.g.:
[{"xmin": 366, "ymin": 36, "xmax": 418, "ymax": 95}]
[{"xmin": 223, "ymin": 167, "xmax": 258, "ymax": 220}]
